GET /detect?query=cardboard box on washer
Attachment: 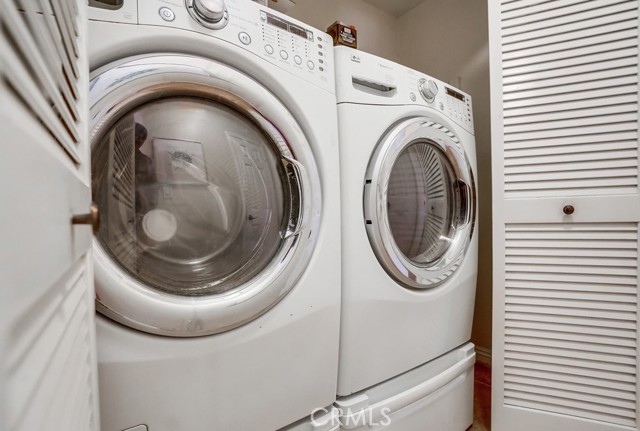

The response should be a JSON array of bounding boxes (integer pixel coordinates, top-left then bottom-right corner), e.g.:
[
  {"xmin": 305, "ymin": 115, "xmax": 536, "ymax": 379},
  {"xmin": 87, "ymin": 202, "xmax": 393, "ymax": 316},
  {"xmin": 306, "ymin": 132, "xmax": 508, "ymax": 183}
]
[{"xmin": 327, "ymin": 21, "xmax": 357, "ymax": 48}]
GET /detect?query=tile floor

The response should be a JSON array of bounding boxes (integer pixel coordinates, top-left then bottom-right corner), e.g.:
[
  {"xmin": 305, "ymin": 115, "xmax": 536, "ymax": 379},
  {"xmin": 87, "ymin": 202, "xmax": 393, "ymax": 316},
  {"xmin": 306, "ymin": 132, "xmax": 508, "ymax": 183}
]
[{"xmin": 470, "ymin": 361, "xmax": 491, "ymax": 430}]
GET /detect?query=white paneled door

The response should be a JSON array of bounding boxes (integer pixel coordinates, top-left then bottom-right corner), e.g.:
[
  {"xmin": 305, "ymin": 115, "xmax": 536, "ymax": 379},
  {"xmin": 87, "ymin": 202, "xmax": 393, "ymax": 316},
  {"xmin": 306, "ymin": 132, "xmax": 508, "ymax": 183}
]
[
  {"xmin": 0, "ymin": 1, "xmax": 99, "ymax": 430},
  {"xmin": 491, "ymin": 0, "xmax": 640, "ymax": 430}
]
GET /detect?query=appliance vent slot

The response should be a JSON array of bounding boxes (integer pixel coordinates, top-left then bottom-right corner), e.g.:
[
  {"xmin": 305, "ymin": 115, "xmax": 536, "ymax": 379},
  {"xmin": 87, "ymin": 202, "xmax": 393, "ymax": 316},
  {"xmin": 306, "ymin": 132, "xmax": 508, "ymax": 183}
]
[
  {"xmin": 0, "ymin": 0, "xmax": 83, "ymax": 164},
  {"xmin": 503, "ymin": 222, "xmax": 638, "ymax": 428},
  {"xmin": 500, "ymin": 0, "xmax": 639, "ymax": 199}
]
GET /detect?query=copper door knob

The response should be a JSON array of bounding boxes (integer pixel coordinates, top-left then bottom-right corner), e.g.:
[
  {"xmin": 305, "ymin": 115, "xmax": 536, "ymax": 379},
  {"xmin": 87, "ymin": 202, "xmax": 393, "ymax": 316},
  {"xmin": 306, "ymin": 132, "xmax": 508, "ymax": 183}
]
[{"xmin": 72, "ymin": 203, "xmax": 100, "ymax": 234}]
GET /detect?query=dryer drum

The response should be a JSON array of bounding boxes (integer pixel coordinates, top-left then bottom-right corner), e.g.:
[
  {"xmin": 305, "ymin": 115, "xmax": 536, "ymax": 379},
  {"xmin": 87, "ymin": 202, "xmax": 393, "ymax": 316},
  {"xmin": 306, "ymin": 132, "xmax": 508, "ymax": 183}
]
[{"xmin": 387, "ymin": 142, "xmax": 456, "ymax": 265}]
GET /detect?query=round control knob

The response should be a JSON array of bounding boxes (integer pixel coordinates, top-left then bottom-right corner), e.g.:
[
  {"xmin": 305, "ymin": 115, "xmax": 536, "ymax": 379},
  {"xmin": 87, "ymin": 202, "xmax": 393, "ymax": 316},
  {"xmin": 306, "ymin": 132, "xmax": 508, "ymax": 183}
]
[
  {"xmin": 418, "ymin": 78, "xmax": 438, "ymax": 103},
  {"xmin": 194, "ymin": 0, "xmax": 226, "ymax": 23}
]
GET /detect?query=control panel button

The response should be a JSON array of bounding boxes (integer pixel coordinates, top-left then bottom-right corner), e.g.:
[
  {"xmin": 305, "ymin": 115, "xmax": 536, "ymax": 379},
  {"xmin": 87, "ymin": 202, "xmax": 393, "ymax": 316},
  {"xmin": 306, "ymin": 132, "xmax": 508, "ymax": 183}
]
[
  {"xmin": 264, "ymin": 44, "xmax": 274, "ymax": 55},
  {"xmin": 294, "ymin": 55, "xmax": 302, "ymax": 65},
  {"xmin": 410, "ymin": 93, "xmax": 417, "ymax": 102},
  {"xmin": 159, "ymin": 7, "xmax": 175, "ymax": 22},
  {"xmin": 238, "ymin": 32, "xmax": 251, "ymax": 45},
  {"xmin": 280, "ymin": 50, "xmax": 289, "ymax": 60},
  {"xmin": 307, "ymin": 60, "xmax": 315, "ymax": 70}
]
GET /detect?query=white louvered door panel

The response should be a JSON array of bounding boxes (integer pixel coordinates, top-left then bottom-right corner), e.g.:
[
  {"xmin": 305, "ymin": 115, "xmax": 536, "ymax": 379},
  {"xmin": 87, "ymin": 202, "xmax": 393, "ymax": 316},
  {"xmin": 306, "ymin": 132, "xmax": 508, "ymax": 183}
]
[
  {"xmin": 491, "ymin": 1, "xmax": 640, "ymax": 430},
  {"xmin": 0, "ymin": 1, "xmax": 99, "ymax": 431}
]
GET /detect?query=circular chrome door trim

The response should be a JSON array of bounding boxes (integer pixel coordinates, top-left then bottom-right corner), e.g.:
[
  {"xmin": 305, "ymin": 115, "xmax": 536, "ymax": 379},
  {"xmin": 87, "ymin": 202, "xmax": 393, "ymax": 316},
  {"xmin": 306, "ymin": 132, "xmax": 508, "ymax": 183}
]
[
  {"xmin": 90, "ymin": 54, "xmax": 321, "ymax": 336},
  {"xmin": 364, "ymin": 117, "xmax": 476, "ymax": 289}
]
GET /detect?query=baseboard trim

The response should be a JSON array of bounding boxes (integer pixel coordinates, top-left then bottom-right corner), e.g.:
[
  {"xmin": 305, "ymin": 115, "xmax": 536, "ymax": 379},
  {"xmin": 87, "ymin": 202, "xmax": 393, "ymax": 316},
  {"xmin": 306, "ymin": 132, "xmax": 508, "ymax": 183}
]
[{"xmin": 475, "ymin": 346, "xmax": 492, "ymax": 366}]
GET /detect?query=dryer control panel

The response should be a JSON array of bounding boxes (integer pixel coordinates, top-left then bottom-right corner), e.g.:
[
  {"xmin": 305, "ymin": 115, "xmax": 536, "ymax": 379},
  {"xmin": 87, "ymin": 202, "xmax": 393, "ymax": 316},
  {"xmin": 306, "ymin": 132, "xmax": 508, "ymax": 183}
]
[
  {"xmin": 334, "ymin": 47, "xmax": 474, "ymax": 135},
  {"xmin": 89, "ymin": 0, "xmax": 334, "ymax": 94},
  {"xmin": 406, "ymin": 69, "xmax": 474, "ymax": 134}
]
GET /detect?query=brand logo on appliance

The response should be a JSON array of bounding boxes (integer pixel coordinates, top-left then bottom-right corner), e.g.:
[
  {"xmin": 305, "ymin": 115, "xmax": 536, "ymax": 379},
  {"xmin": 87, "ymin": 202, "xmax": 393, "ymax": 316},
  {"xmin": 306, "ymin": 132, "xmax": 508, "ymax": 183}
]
[{"xmin": 351, "ymin": 54, "xmax": 361, "ymax": 63}]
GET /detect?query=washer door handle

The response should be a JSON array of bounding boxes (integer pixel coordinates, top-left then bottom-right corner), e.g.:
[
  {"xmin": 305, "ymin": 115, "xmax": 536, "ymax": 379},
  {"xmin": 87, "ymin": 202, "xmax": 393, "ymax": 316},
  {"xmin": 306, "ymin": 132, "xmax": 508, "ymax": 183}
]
[
  {"xmin": 282, "ymin": 157, "xmax": 305, "ymax": 239},
  {"xmin": 455, "ymin": 179, "xmax": 471, "ymax": 228}
]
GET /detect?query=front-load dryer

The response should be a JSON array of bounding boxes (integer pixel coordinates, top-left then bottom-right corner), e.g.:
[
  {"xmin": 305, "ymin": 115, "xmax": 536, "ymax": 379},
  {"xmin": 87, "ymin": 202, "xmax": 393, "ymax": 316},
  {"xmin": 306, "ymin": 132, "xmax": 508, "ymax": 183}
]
[
  {"xmin": 88, "ymin": 2, "xmax": 341, "ymax": 430},
  {"xmin": 334, "ymin": 47, "xmax": 477, "ymax": 428}
]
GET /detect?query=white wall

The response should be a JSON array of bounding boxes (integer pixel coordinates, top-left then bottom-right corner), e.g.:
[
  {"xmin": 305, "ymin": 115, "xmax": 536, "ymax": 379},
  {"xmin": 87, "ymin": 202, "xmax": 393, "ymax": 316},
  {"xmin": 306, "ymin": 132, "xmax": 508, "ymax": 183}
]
[
  {"xmin": 287, "ymin": 0, "xmax": 400, "ymax": 61},
  {"xmin": 396, "ymin": 0, "xmax": 492, "ymax": 353},
  {"xmin": 287, "ymin": 0, "xmax": 493, "ymax": 354}
]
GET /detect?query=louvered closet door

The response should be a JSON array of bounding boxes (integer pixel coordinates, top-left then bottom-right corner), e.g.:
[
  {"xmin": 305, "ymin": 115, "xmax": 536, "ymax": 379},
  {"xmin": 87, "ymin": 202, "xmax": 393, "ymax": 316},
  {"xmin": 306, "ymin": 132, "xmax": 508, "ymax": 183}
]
[
  {"xmin": 0, "ymin": 1, "xmax": 99, "ymax": 431},
  {"xmin": 490, "ymin": 1, "xmax": 640, "ymax": 430}
]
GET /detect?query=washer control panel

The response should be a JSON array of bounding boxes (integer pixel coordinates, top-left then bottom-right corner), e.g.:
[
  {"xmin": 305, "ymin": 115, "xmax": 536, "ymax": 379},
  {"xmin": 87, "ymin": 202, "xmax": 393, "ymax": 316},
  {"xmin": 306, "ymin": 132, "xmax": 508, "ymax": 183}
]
[
  {"xmin": 258, "ymin": 10, "xmax": 330, "ymax": 76},
  {"xmin": 92, "ymin": 0, "xmax": 334, "ymax": 93}
]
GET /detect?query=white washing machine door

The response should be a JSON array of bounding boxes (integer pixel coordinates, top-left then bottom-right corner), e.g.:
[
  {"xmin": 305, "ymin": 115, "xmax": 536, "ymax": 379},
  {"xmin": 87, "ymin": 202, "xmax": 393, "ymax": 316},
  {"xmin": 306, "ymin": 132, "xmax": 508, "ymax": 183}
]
[
  {"xmin": 90, "ymin": 54, "xmax": 320, "ymax": 336},
  {"xmin": 364, "ymin": 117, "xmax": 476, "ymax": 289}
]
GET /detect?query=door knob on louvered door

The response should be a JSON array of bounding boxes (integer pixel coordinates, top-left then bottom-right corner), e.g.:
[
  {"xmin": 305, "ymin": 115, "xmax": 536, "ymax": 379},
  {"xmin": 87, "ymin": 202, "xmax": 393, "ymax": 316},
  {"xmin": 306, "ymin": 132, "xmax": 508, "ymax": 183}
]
[
  {"xmin": 562, "ymin": 205, "xmax": 575, "ymax": 215},
  {"xmin": 72, "ymin": 202, "xmax": 100, "ymax": 234}
]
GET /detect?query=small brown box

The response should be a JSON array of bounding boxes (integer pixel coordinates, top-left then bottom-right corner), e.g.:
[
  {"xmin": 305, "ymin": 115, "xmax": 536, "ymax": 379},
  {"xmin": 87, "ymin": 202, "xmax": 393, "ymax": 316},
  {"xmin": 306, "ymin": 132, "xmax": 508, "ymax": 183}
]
[{"xmin": 327, "ymin": 21, "xmax": 357, "ymax": 49}]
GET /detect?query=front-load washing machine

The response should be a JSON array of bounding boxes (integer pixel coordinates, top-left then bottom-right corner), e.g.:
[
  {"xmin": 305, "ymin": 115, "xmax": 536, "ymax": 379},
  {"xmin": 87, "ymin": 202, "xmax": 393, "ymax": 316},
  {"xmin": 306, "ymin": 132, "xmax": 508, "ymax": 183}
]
[
  {"xmin": 88, "ymin": 2, "xmax": 340, "ymax": 430},
  {"xmin": 334, "ymin": 47, "xmax": 477, "ymax": 429}
]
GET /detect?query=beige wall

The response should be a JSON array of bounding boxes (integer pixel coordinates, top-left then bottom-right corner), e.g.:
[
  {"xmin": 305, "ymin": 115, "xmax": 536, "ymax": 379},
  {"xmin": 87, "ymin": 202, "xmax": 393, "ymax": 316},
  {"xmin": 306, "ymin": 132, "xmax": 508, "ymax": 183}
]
[
  {"xmin": 396, "ymin": 0, "xmax": 492, "ymax": 353},
  {"xmin": 288, "ymin": 0, "xmax": 493, "ymax": 353},
  {"xmin": 287, "ymin": 0, "xmax": 400, "ymax": 61}
]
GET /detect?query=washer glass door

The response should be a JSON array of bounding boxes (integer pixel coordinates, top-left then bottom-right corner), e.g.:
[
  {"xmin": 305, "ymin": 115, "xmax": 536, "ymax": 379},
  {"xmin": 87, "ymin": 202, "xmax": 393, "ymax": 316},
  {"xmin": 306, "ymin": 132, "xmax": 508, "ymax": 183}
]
[
  {"xmin": 364, "ymin": 117, "xmax": 475, "ymax": 289},
  {"xmin": 90, "ymin": 55, "xmax": 320, "ymax": 336},
  {"xmin": 94, "ymin": 98, "xmax": 286, "ymax": 296}
]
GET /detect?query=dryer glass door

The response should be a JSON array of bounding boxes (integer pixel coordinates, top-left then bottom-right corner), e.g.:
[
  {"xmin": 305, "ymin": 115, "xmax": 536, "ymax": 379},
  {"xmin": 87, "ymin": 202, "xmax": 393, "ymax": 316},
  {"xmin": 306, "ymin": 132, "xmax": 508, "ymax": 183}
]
[
  {"xmin": 364, "ymin": 117, "xmax": 475, "ymax": 289},
  {"xmin": 387, "ymin": 142, "xmax": 457, "ymax": 265},
  {"xmin": 90, "ymin": 55, "xmax": 321, "ymax": 336}
]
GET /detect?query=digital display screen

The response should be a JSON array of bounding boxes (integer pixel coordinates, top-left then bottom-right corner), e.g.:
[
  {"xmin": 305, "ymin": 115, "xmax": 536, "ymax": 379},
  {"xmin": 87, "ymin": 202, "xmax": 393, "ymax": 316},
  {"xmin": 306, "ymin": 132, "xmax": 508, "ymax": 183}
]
[
  {"xmin": 446, "ymin": 87, "xmax": 465, "ymax": 102},
  {"xmin": 267, "ymin": 15, "xmax": 288, "ymax": 31},
  {"xmin": 263, "ymin": 11, "xmax": 312, "ymax": 40},
  {"xmin": 289, "ymin": 24, "xmax": 308, "ymax": 39}
]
